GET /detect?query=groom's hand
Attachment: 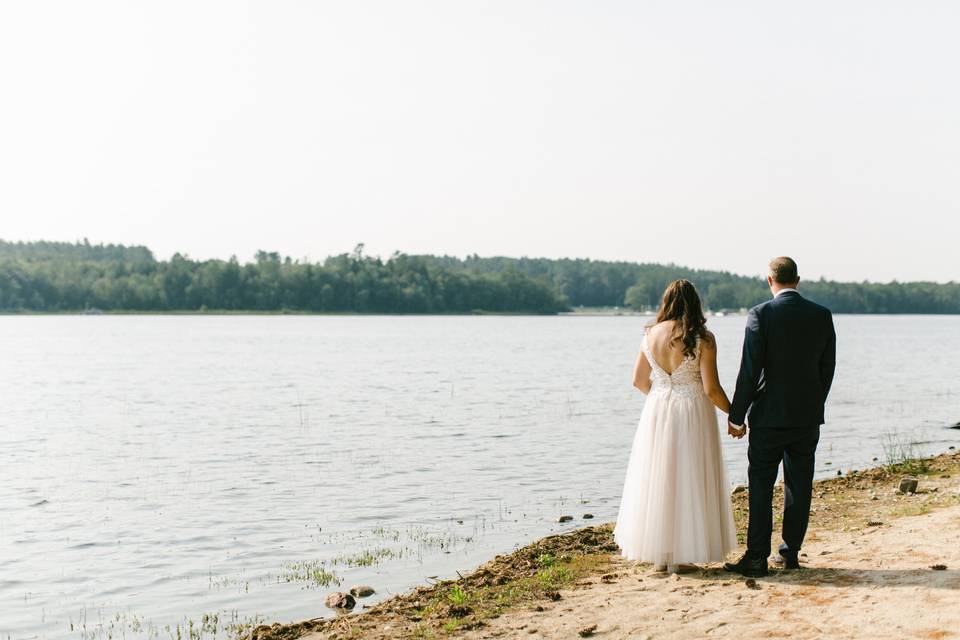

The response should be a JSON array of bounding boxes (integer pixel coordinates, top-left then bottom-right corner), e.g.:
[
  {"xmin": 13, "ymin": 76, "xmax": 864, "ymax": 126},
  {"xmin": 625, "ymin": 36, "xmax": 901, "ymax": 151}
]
[{"xmin": 727, "ymin": 420, "xmax": 747, "ymax": 439}]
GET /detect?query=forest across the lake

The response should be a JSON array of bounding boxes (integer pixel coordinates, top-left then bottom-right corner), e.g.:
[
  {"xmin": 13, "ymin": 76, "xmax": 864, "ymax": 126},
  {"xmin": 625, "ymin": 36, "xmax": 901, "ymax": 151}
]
[{"xmin": 1, "ymin": 239, "xmax": 957, "ymax": 314}]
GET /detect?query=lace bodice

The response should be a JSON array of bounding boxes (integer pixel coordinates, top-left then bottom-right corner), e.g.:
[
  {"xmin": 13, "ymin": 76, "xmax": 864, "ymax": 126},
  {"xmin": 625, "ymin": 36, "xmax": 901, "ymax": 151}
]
[{"xmin": 641, "ymin": 332, "xmax": 705, "ymax": 400}]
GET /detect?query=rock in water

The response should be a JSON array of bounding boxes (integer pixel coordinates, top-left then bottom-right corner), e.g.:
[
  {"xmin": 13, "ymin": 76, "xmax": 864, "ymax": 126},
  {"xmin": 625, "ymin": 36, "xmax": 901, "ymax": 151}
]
[
  {"xmin": 582, "ymin": 513, "xmax": 594, "ymax": 519},
  {"xmin": 349, "ymin": 584, "xmax": 375, "ymax": 597},
  {"xmin": 898, "ymin": 477, "xmax": 919, "ymax": 494},
  {"xmin": 324, "ymin": 592, "xmax": 356, "ymax": 610},
  {"xmin": 557, "ymin": 515, "xmax": 573, "ymax": 523}
]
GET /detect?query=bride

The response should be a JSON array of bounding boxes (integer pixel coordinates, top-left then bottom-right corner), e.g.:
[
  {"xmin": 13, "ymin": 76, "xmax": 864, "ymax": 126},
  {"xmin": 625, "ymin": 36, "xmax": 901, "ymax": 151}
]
[{"xmin": 613, "ymin": 279, "xmax": 737, "ymax": 572}]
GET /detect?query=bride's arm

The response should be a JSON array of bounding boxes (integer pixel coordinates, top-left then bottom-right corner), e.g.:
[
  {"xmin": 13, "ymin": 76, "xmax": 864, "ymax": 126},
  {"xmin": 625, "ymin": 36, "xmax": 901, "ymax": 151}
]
[
  {"xmin": 632, "ymin": 347, "xmax": 653, "ymax": 394},
  {"xmin": 699, "ymin": 332, "xmax": 731, "ymax": 413}
]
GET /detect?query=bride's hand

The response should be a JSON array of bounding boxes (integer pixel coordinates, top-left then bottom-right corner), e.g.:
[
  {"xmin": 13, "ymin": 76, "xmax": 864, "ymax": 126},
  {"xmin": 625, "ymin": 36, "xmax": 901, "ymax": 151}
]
[{"xmin": 727, "ymin": 420, "xmax": 747, "ymax": 439}]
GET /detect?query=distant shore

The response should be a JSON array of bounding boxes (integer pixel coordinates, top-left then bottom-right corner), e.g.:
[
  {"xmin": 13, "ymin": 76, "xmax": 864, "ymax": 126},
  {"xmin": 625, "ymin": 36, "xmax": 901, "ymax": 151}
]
[{"xmin": 251, "ymin": 445, "xmax": 960, "ymax": 640}]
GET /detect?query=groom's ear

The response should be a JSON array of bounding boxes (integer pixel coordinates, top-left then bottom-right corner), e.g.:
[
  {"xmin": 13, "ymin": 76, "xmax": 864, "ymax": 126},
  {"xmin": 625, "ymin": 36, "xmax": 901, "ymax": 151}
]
[{"xmin": 766, "ymin": 275, "xmax": 774, "ymax": 287}]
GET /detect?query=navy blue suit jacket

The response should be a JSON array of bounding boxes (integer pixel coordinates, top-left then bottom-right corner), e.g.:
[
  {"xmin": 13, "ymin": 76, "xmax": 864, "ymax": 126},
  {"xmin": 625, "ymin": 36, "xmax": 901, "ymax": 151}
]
[{"xmin": 729, "ymin": 290, "xmax": 836, "ymax": 430}]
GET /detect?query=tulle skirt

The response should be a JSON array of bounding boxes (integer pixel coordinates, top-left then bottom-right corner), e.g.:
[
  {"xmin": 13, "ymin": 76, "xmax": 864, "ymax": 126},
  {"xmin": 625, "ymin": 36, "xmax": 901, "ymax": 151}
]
[{"xmin": 613, "ymin": 389, "xmax": 737, "ymax": 566}]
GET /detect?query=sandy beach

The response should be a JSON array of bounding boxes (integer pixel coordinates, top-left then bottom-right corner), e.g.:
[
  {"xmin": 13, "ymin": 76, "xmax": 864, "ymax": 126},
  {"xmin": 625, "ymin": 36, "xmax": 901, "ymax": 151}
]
[
  {"xmin": 253, "ymin": 450, "xmax": 960, "ymax": 640},
  {"xmin": 465, "ymin": 502, "xmax": 960, "ymax": 639}
]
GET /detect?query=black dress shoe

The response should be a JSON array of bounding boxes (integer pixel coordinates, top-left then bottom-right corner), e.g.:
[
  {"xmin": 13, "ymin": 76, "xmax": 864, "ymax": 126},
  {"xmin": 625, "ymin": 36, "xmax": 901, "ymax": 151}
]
[
  {"xmin": 723, "ymin": 553, "xmax": 769, "ymax": 577},
  {"xmin": 774, "ymin": 544, "xmax": 801, "ymax": 570},
  {"xmin": 773, "ymin": 554, "xmax": 801, "ymax": 569}
]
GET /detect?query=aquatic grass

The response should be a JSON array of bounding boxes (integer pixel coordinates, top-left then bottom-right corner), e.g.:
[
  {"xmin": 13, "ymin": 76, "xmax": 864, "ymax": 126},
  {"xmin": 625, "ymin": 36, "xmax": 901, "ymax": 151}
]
[
  {"xmin": 329, "ymin": 545, "xmax": 404, "ymax": 567},
  {"xmin": 70, "ymin": 608, "xmax": 264, "ymax": 640},
  {"xmin": 280, "ymin": 559, "xmax": 341, "ymax": 587},
  {"xmin": 882, "ymin": 432, "xmax": 930, "ymax": 475}
]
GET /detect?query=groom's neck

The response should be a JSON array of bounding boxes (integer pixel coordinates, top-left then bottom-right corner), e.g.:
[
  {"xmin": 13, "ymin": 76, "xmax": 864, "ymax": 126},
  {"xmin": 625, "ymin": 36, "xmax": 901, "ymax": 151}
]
[{"xmin": 770, "ymin": 281, "xmax": 800, "ymax": 297}]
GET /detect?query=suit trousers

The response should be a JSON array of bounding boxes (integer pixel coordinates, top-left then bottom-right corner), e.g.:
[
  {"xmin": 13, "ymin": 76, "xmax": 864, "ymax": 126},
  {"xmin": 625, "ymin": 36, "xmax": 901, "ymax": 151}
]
[{"xmin": 746, "ymin": 425, "xmax": 821, "ymax": 559}]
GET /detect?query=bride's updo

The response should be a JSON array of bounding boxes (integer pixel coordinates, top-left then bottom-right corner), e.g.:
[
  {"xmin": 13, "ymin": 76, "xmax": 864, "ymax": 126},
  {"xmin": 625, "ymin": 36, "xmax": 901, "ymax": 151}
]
[{"xmin": 650, "ymin": 279, "xmax": 708, "ymax": 358}]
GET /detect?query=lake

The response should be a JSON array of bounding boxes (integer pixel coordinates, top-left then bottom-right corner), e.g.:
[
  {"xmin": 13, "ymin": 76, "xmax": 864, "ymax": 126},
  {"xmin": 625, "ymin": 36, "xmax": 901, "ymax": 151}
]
[{"xmin": 2, "ymin": 315, "xmax": 958, "ymax": 639}]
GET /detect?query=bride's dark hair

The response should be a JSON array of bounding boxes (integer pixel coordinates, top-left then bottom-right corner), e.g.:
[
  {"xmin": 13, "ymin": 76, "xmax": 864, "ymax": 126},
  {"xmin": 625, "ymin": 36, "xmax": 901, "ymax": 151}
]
[{"xmin": 650, "ymin": 279, "xmax": 708, "ymax": 358}]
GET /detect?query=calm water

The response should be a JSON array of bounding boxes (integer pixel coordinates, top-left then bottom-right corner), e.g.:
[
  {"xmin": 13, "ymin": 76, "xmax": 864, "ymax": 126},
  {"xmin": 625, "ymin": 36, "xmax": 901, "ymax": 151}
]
[{"xmin": 2, "ymin": 315, "xmax": 958, "ymax": 638}]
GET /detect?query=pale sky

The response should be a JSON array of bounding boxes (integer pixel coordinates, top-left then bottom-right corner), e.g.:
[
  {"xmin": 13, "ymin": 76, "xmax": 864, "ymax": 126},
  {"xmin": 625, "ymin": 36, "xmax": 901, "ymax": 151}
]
[{"xmin": 1, "ymin": 1, "xmax": 958, "ymax": 282}]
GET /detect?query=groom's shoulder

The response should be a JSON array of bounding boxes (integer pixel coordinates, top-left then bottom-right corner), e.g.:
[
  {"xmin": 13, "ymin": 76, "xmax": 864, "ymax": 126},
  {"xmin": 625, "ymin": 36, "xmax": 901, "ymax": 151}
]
[
  {"xmin": 749, "ymin": 298, "xmax": 774, "ymax": 317},
  {"xmin": 799, "ymin": 295, "xmax": 832, "ymax": 318}
]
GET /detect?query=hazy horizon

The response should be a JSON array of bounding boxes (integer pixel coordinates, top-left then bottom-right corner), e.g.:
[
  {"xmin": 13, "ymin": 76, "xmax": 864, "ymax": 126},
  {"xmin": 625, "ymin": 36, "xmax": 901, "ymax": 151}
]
[{"xmin": 3, "ymin": 2, "xmax": 959, "ymax": 283}]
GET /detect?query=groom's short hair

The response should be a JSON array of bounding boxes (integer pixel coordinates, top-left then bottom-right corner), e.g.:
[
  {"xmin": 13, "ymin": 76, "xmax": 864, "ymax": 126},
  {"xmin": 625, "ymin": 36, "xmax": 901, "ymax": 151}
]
[{"xmin": 770, "ymin": 257, "xmax": 799, "ymax": 284}]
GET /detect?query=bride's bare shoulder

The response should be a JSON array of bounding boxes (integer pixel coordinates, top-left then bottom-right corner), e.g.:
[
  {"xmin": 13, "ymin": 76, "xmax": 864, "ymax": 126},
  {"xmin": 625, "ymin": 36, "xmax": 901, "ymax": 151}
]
[
  {"xmin": 647, "ymin": 320, "xmax": 673, "ymax": 332},
  {"xmin": 701, "ymin": 329, "xmax": 718, "ymax": 349}
]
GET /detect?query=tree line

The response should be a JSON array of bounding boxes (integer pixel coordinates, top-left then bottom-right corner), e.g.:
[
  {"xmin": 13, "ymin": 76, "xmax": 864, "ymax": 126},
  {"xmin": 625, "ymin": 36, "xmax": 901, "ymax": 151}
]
[{"xmin": 0, "ymin": 239, "xmax": 957, "ymax": 314}]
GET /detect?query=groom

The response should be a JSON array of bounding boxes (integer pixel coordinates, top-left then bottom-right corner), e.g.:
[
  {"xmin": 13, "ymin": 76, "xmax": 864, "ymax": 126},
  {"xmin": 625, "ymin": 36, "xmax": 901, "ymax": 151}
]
[{"xmin": 724, "ymin": 257, "xmax": 836, "ymax": 578}]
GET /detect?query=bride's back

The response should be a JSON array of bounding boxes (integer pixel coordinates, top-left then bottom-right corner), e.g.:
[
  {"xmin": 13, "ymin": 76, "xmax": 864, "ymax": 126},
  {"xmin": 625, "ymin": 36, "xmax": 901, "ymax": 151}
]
[{"xmin": 646, "ymin": 321, "xmax": 690, "ymax": 374}]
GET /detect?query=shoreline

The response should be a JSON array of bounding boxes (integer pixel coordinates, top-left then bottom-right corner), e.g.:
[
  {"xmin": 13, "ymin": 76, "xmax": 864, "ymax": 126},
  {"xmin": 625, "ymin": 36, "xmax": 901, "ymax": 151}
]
[{"xmin": 251, "ymin": 446, "xmax": 960, "ymax": 640}]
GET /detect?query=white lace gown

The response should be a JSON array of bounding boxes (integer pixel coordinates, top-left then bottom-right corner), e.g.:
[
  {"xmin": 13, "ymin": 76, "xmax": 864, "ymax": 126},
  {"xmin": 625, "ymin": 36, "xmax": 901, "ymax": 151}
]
[{"xmin": 613, "ymin": 333, "xmax": 737, "ymax": 566}]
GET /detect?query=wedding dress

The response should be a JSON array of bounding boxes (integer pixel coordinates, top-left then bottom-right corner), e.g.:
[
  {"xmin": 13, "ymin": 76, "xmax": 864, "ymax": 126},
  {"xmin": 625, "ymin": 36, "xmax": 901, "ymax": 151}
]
[{"xmin": 613, "ymin": 331, "xmax": 737, "ymax": 567}]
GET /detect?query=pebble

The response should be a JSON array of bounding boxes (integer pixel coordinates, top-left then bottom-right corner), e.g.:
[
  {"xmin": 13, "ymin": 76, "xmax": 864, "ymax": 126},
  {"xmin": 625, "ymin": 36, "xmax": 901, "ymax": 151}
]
[
  {"xmin": 898, "ymin": 477, "xmax": 919, "ymax": 494},
  {"xmin": 557, "ymin": 515, "xmax": 574, "ymax": 523},
  {"xmin": 578, "ymin": 624, "xmax": 598, "ymax": 637},
  {"xmin": 583, "ymin": 513, "xmax": 594, "ymax": 519},
  {"xmin": 349, "ymin": 584, "xmax": 375, "ymax": 597},
  {"xmin": 324, "ymin": 591, "xmax": 356, "ymax": 610}
]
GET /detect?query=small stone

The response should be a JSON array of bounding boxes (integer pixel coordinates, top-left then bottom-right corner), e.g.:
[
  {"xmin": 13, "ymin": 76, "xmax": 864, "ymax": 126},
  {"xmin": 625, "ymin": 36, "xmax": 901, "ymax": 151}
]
[
  {"xmin": 582, "ymin": 513, "xmax": 594, "ymax": 519},
  {"xmin": 898, "ymin": 477, "xmax": 919, "ymax": 494},
  {"xmin": 745, "ymin": 578, "xmax": 760, "ymax": 589},
  {"xmin": 349, "ymin": 584, "xmax": 375, "ymax": 597},
  {"xmin": 866, "ymin": 520, "xmax": 883, "ymax": 527},
  {"xmin": 837, "ymin": 470, "xmax": 842, "ymax": 476},
  {"xmin": 324, "ymin": 592, "xmax": 356, "ymax": 610},
  {"xmin": 930, "ymin": 564, "xmax": 947, "ymax": 571},
  {"xmin": 578, "ymin": 624, "xmax": 598, "ymax": 637},
  {"xmin": 557, "ymin": 515, "xmax": 574, "ymax": 523},
  {"xmin": 544, "ymin": 590, "xmax": 561, "ymax": 601},
  {"xmin": 731, "ymin": 484, "xmax": 747, "ymax": 495}
]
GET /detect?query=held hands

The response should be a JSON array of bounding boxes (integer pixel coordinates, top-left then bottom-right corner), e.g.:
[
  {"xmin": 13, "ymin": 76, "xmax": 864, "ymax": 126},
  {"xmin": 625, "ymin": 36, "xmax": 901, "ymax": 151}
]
[{"xmin": 727, "ymin": 420, "xmax": 747, "ymax": 439}]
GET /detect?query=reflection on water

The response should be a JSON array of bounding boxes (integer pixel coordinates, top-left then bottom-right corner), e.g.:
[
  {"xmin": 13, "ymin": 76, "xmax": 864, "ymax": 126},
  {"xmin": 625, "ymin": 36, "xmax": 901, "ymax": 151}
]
[{"xmin": 1, "ymin": 315, "xmax": 957, "ymax": 638}]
